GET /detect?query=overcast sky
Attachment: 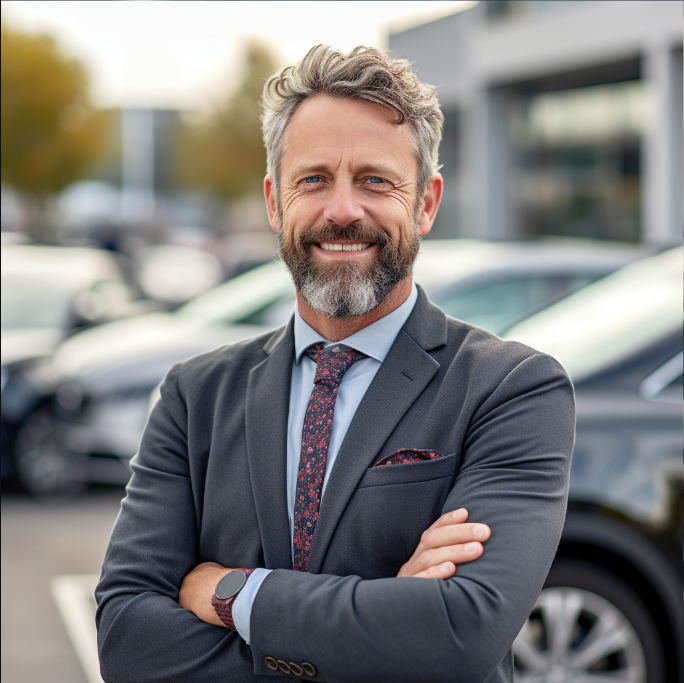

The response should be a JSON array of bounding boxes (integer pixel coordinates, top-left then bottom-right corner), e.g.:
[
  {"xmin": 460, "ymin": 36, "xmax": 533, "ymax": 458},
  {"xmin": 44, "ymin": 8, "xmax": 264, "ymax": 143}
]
[{"xmin": 1, "ymin": 1, "xmax": 475, "ymax": 110}]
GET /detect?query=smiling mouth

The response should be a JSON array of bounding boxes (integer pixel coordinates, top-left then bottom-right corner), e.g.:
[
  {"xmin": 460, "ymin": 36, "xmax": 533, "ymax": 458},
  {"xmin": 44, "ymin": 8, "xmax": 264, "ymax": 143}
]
[{"xmin": 318, "ymin": 242, "xmax": 372, "ymax": 252}]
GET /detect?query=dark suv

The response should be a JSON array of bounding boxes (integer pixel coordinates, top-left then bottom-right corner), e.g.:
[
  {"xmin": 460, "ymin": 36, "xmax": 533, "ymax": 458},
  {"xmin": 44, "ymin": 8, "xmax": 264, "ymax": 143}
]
[{"xmin": 505, "ymin": 247, "xmax": 682, "ymax": 683}]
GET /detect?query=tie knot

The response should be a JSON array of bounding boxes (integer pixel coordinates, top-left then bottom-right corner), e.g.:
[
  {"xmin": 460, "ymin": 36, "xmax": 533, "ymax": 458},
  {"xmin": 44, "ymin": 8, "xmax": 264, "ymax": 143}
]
[{"xmin": 305, "ymin": 343, "xmax": 365, "ymax": 386}]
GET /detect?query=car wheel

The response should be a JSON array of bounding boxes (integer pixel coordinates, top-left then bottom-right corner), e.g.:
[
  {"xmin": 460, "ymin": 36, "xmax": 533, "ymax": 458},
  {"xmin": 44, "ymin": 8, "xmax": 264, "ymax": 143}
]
[
  {"xmin": 14, "ymin": 406, "xmax": 85, "ymax": 498},
  {"xmin": 513, "ymin": 558, "xmax": 665, "ymax": 683}
]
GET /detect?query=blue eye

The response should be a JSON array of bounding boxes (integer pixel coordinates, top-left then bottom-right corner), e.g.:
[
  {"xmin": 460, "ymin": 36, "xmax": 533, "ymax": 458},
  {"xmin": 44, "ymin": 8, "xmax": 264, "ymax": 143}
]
[
  {"xmin": 304, "ymin": 176, "xmax": 322, "ymax": 184},
  {"xmin": 368, "ymin": 177, "xmax": 385, "ymax": 184}
]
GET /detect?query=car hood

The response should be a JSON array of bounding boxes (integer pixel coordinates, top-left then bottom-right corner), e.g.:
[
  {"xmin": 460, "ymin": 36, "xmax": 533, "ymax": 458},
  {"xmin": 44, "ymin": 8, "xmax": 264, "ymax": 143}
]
[
  {"xmin": 50, "ymin": 312, "xmax": 277, "ymax": 395},
  {"xmin": 1, "ymin": 328, "xmax": 64, "ymax": 366}
]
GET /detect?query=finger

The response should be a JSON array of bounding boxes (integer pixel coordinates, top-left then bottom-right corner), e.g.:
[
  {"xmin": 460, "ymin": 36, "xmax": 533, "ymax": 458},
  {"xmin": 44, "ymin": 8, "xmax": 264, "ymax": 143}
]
[
  {"xmin": 417, "ymin": 509, "xmax": 468, "ymax": 549},
  {"xmin": 413, "ymin": 561, "xmax": 456, "ymax": 579},
  {"xmin": 428, "ymin": 508, "xmax": 469, "ymax": 532},
  {"xmin": 422, "ymin": 522, "xmax": 491, "ymax": 550},
  {"xmin": 414, "ymin": 542, "xmax": 484, "ymax": 574}
]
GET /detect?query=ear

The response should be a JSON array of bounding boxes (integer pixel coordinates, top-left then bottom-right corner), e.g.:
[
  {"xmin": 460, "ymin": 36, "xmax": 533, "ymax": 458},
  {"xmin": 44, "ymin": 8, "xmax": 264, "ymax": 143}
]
[
  {"xmin": 416, "ymin": 174, "xmax": 443, "ymax": 237},
  {"xmin": 264, "ymin": 175, "xmax": 280, "ymax": 233}
]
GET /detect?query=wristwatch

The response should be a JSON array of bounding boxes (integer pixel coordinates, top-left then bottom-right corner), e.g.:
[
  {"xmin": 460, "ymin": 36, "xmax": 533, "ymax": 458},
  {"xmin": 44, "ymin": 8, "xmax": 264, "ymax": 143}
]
[{"xmin": 211, "ymin": 568, "xmax": 256, "ymax": 630}]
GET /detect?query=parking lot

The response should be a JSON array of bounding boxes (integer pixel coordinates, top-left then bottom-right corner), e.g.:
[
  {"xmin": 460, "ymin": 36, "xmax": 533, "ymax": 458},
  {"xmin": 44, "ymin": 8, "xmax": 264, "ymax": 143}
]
[
  {"xmin": 1, "ymin": 488, "xmax": 124, "ymax": 683},
  {"xmin": 1, "ymin": 2, "xmax": 682, "ymax": 681}
]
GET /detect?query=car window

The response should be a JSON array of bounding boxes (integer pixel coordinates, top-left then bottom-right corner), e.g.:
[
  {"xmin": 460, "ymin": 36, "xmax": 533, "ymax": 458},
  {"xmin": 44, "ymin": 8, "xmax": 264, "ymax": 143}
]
[
  {"xmin": 430, "ymin": 276, "xmax": 568, "ymax": 334},
  {"xmin": 503, "ymin": 248, "xmax": 682, "ymax": 382},
  {"xmin": 567, "ymin": 273, "xmax": 603, "ymax": 291},
  {"xmin": 239, "ymin": 296, "xmax": 296, "ymax": 327},
  {"xmin": 176, "ymin": 262, "xmax": 294, "ymax": 327}
]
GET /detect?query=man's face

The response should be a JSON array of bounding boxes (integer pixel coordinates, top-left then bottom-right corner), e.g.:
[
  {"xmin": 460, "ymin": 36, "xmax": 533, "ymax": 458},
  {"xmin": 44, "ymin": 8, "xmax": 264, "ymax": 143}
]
[{"xmin": 266, "ymin": 95, "xmax": 435, "ymax": 318}]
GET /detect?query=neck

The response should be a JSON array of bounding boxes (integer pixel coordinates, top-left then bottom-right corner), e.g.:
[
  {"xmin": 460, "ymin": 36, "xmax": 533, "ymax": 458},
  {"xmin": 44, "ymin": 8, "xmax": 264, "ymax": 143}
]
[{"xmin": 296, "ymin": 277, "xmax": 413, "ymax": 342}]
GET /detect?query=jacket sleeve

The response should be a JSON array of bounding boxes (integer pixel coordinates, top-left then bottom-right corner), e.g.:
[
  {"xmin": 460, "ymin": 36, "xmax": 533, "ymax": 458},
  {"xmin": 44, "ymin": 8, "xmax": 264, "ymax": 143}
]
[
  {"xmin": 95, "ymin": 364, "xmax": 256, "ymax": 683},
  {"xmin": 248, "ymin": 352, "xmax": 575, "ymax": 683}
]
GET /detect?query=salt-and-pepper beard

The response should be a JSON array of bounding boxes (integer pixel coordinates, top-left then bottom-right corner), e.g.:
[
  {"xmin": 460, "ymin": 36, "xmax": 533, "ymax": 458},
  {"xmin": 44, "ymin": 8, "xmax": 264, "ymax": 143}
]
[{"xmin": 277, "ymin": 220, "xmax": 421, "ymax": 319}]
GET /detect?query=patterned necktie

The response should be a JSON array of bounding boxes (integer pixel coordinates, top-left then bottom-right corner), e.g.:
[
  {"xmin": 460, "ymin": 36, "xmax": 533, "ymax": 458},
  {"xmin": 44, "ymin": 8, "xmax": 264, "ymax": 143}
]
[{"xmin": 293, "ymin": 343, "xmax": 365, "ymax": 572}]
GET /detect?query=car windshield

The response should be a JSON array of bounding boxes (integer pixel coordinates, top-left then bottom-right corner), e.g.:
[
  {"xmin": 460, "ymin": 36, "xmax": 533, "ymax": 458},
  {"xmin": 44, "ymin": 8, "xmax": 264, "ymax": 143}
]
[
  {"xmin": 1, "ymin": 275, "xmax": 74, "ymax": 330},
  {"xmin": 176, "ymin": 261, "xmax": 294, "ymax": 325},
  {"xmin": 503, "ymin": 248, "xmax": 683, "ymax": 382}
]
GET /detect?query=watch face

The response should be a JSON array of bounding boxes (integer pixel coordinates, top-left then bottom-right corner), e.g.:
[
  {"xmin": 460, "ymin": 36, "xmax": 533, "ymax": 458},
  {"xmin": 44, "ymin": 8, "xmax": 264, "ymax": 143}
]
[{"xmin": 215, "ymin": 570, "xmax": 247, "ymax": 600}]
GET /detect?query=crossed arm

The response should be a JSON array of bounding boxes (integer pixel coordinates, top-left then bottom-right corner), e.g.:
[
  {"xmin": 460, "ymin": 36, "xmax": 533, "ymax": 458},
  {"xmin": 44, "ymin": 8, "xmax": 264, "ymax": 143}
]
[
  {"xmin": 179, "ymin": 507, "xmax": 491, "ymax": 628},
  {"xmin": 96, "ymin": 352, "xmax": 574, "ymax": 683}
]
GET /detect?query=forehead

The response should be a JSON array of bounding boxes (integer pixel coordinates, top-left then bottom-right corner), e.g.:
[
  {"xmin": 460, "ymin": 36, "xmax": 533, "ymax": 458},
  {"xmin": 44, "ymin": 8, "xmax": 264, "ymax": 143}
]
[{"xmin": 280, "ymin": 95, "xmax": 416, "ymax": 176}]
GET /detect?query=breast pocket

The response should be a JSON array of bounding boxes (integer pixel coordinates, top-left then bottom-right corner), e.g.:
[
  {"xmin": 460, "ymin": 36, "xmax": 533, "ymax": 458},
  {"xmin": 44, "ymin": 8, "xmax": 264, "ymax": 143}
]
[
  {"xmin": 325, "ymin": 454, "xmax": 459, "ymax": 579},
  {"xmin": 358, "ymin": 452, "xmax": 459, "ymax": 488}
]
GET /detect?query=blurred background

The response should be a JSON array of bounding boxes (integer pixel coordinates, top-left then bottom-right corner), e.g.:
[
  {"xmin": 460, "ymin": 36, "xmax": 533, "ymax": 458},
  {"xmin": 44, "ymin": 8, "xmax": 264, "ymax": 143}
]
[{"xmin": 1, "ymin": 2, "xmax": 682, "ymax": 682}]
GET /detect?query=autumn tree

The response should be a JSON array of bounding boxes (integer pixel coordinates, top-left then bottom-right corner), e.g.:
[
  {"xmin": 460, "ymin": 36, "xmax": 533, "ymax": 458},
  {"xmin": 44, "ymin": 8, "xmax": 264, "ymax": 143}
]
[
  {"xmin": 175, "ymin": 40, "xmax": 279, "ymax": 199},
  {"xmin": 0, "ymin": 22, "xmax": 108, "ymax": 238}
]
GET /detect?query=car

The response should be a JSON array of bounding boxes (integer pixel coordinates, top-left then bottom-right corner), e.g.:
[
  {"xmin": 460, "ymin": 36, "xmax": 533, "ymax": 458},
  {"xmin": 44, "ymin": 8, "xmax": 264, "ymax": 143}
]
[
  {"xmin": 0, "ymin": 244, "xmax": 152, "ymax": 493},
  {"xmin": 504, "ymin": 247, "xmax": 682, "ymax": 683},
  {"xmin": 6, "ymin": 238, "xmax": 645, "ymax": 496},
  {"xmin": 136, "ymin": 244, "xmax": 225, "ymax": 305}
]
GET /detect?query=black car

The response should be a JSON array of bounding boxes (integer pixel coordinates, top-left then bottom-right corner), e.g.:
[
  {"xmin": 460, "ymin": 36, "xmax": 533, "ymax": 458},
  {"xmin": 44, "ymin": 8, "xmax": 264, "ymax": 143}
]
[
  {"xmin": 505, "ymin": 247, "xmax": 682, "ymax": 683},
  {"xmin": 1, "ymin": 244, "xmax": 150, "ymax": 493}
]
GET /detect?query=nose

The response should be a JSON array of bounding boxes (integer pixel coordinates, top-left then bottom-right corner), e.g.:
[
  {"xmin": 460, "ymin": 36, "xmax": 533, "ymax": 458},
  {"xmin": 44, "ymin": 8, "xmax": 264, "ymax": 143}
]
[{"xmin": 322, "ymin": 178, "xmax": 365, "ymax": 227}]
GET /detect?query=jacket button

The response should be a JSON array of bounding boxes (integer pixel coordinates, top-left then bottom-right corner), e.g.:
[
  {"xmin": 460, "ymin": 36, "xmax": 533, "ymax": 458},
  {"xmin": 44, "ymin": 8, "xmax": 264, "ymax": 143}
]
[
  {"xmin": 289, "ymin": 662, "xmax": 304, "ymax": 676},
  {"xmin": 302, "ymin": 662, "xmax": 316, "ymax": 676},
  {"xmin": 277, "ymin": 660, "xmax": 291, "ymax": 674},
  {"xmin": 264, "ymin": 656, "xmax": 278, "ymax": 670}
]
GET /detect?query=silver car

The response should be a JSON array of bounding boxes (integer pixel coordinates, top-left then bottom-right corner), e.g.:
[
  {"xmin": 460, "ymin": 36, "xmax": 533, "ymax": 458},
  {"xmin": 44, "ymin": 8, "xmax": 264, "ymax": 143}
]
[{"xmin": 14, "ymin": 238, "xmax": 647, "ymax": 495}]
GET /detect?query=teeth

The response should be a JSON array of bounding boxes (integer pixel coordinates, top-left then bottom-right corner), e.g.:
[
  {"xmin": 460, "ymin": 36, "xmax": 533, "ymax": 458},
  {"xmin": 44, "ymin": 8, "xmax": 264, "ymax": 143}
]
[{"xmin": 320, "ymin": 243, "xmax": 371, "ymax": 252}]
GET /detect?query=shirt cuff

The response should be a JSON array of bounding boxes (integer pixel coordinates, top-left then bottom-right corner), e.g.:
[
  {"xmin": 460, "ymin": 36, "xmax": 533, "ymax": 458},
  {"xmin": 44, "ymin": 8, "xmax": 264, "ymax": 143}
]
[{"xmin": 231, "ymin": 568, "xmax": 272, "ymax": 644}]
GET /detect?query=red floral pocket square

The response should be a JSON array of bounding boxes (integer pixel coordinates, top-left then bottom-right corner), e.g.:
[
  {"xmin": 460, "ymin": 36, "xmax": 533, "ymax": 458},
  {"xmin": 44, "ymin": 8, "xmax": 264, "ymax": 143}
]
[{"xmin": 373, "ymin": 449, "xmax": 443, "ymax": 467}]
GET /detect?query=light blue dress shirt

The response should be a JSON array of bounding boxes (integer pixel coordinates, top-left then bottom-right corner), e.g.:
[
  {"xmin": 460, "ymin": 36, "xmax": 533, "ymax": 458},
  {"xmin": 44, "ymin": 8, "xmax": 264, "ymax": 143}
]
[{"xmin": 232, "ymin": 284, "xmax": 418, "ymax": 643}]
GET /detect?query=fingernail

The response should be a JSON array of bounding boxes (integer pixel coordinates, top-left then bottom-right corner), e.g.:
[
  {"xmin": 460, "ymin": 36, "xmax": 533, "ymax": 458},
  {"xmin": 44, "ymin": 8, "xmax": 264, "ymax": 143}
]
[
  {"xmin": 473, "ymin": 525, "xmax": 484, "ymax": 538},
  {"xmin": 465, "ymin": 542, "xmax": 479, "ymax": 554},
  {"xmin": 452, "ymin": 509, "xmax": 464, "ymax": 518}
]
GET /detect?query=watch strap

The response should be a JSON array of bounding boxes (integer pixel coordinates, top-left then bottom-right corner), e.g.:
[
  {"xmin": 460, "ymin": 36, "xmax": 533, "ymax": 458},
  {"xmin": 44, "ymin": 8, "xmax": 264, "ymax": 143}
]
[{"xmin": 211, "ymin": 568, "xmax": 256, "ymax": 631}]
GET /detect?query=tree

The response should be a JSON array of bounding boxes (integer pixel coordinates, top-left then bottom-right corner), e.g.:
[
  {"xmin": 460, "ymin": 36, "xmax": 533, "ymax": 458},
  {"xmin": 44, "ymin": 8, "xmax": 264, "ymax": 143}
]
[
  {"xmin": 0, "ymin": 22, "xmax": 108, "ymax": 237},
  {"xmin": 175, "ymin": 40, "xmax": 279, "ymax": 200}
]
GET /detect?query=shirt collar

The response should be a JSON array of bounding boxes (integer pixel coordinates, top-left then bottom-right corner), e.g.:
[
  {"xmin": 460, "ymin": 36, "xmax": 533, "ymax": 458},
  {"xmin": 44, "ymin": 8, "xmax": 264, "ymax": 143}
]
[{"xmin": 294, "ymin": 283, "xmax": 418, "ymax": 364}]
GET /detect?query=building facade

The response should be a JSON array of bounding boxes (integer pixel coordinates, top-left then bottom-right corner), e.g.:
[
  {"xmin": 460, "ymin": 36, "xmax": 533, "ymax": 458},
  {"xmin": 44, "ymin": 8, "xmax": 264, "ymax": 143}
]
[{"xmin": 390, "ymin": 0, "xmax": 682, "ymax": 246}]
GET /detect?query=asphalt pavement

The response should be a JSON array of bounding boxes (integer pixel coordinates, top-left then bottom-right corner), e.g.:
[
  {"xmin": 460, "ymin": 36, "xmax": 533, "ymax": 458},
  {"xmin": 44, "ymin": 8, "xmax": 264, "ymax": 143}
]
[{"xmin": 1, "ymin": 487, "xmax": 125, "ymax": 683}]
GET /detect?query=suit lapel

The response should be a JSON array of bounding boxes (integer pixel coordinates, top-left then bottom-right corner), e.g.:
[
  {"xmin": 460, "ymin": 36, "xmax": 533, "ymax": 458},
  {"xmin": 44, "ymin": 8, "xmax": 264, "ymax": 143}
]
[
  {"xmin": 245, "ymin": 320, "xmax": 295, "ymax": 570},
  {"xmin": 307, "ymin": 289, "xmax": 447, "ymax": 574}
]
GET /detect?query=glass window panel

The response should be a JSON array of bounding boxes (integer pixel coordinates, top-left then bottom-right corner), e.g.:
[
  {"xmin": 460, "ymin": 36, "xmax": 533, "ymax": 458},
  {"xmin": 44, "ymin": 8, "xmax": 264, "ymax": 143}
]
[
  {"xmin": 510, "ymin": 81, "xmax": 644, "ymax": 242},
  {"xmin": 431, "ymin": 276, "xmax": 559, "ymax": 333}
]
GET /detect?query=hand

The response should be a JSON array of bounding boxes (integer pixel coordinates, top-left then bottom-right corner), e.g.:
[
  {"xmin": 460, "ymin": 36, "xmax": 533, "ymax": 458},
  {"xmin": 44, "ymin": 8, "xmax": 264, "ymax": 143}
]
[
  {"xmin": 179, "ymin": 561, "xmax": 233, "ymax": 626},
  {"xmin": 397, "ymin": 508, "xmax": 490, "ymax": 579}
]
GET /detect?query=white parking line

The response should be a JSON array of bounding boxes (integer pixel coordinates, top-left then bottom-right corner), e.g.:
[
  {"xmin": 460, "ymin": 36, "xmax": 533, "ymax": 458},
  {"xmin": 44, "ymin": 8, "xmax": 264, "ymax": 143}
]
[{"xmin": 50, "ymin": 574, "xmax": 104, "ymax": 683}]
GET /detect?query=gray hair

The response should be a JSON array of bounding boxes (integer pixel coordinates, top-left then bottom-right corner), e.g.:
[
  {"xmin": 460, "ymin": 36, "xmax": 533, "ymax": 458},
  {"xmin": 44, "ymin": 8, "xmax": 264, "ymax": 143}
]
[{"xmin": 261, "ymin": 45, "xmax": 443, "ymax": 202}]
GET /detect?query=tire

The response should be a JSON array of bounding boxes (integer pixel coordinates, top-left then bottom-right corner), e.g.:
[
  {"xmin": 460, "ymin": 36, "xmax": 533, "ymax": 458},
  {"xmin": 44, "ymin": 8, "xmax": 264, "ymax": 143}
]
[
  {"xmin": 513, "ymin": 558, "xmax": 666, "ymax": 683},
  {"xmin": 14, "ymin": 406, "xmax": 85, "ymax": 498}
]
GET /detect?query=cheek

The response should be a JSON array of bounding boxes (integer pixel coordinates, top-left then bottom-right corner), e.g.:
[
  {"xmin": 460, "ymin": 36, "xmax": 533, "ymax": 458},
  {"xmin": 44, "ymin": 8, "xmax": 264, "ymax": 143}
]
[
  {"xmin": 367, "ymin": 196, "xmax": 416, "ymax": 236},
  {"xmin": 389, "ymin": 192, "xmax": 418, "ymax": 220},
  {"xmin": 281, "ymin": 191, "xmax": 323, "ymax": 228}
]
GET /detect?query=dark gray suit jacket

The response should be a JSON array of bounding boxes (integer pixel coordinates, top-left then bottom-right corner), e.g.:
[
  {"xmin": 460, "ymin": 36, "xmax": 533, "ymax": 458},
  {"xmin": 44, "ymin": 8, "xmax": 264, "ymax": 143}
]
[{"xmin": 96, "ymin": 287, "xmax": 575, "ymax": 683}]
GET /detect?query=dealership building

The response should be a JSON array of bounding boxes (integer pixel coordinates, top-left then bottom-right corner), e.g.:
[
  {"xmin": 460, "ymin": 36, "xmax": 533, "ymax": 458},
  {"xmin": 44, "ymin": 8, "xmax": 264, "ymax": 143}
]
[{"xmin": 389, "ymin": 0, "xmax": 682, "ymax": 246}]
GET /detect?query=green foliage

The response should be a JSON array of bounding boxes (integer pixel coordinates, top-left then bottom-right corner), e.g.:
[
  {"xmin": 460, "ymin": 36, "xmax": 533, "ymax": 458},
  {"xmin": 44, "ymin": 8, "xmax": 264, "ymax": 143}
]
[
  {"xmin": 0, "ymin": 22, "xmax": 108, "ymax": 195},
  {"xmin": 175, "ymin": 40, "xmax": 279, "ymax": 199}
]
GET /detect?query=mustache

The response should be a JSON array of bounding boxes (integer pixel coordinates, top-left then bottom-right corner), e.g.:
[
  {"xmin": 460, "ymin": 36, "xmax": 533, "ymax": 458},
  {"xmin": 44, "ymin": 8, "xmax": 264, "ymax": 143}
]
[{"xmin": 297, "ymin": 222, "xmax": 391, "ymax": 248}]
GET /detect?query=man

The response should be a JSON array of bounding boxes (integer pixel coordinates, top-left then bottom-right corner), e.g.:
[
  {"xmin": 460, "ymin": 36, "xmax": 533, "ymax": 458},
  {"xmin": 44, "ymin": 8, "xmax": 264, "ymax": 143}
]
[{"xmin": 96, "ymin": 46, "xmax": 574, "ymax": 683}]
